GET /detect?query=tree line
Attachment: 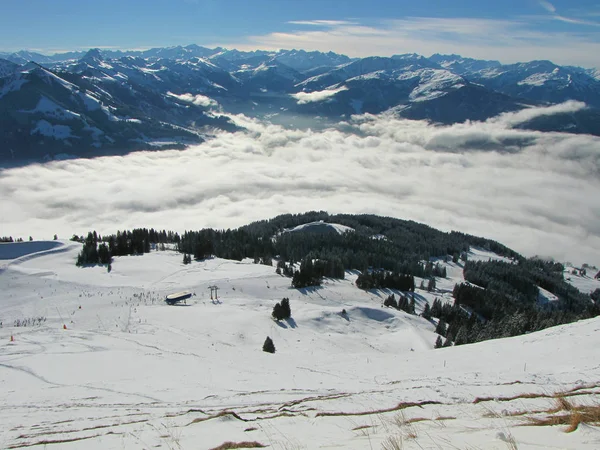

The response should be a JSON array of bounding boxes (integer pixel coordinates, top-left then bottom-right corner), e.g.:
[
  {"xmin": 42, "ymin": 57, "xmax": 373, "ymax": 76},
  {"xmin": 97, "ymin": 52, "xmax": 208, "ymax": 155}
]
[{"xmin": 431, "ymin": 259, "xmax": 599, "ymax": 347}]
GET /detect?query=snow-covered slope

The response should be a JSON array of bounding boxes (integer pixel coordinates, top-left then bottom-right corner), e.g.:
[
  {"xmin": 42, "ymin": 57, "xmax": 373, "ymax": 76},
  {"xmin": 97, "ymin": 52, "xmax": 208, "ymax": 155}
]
[
  {"xmin": 0, "ymin": 58, "xmax": 20, "ymax": 78},
  {"xmin": 282, "ymin": 220, "xmax": 355, "ymax": 235},
  {"xmin": 1, "ymin": 242, "xmax": 599, "ymax": 449},
  {"xmin": 432, "ymin": 55, "xmax": 600, "ymax": 108}
]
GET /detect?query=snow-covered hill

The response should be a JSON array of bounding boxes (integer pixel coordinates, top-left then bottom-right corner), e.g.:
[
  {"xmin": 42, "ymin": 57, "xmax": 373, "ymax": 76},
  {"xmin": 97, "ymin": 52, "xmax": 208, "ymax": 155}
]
[
  {"xmin": 1, "ymin": 241, "xmax": 599, "ymax": 449},
  {"xmin": 282, "ymin": 220, "xmax": 355, "ymax": 235},
  {"xmin": 0, "ymin": 57, "xmax": 239, "ymax": 160}
]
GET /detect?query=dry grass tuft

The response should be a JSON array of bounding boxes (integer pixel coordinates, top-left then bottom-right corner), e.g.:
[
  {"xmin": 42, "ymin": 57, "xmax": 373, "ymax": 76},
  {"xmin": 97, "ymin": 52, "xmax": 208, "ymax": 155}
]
[
  {"xmin": 524, "ymin": 396, "xmax": 600, "ymax": 433},
  {"xmin": 381, "ymin": 435, "xmax": 403, "ymax": 450},
  {"xmin": 388, "ymin": 412, "xmax": 418, "ymax": 440},
  {"xmin": 209, "ymin": 441, "xmax": 266, "ymax": 450}
]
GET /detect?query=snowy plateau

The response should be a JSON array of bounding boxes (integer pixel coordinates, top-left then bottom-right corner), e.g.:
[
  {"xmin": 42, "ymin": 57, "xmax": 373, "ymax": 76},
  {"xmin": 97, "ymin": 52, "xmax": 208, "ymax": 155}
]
[{"xmin": 1, "ymin": 240, "xmax": 600, "ymax": 449}]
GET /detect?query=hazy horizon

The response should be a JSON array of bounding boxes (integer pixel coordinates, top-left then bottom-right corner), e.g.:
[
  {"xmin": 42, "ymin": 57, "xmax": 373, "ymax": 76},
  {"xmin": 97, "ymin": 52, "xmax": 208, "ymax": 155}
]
[{"xmin": 2, "ymin": 0, "xmax": 600, "ymax": 68}]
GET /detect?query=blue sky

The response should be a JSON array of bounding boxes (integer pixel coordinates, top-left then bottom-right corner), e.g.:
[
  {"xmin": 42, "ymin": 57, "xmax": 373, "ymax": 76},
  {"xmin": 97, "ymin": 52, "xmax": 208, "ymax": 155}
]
[{"xmin": 2, "ymin": 0, "xmax": 600, "ymax": 67}]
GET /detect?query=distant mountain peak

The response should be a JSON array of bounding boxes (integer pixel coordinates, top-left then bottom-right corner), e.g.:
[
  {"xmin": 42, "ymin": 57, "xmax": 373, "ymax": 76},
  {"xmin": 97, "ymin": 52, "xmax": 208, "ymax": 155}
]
[{"xmin": 81, "ymin": 48, "xmax": 104, "ymax": 62}]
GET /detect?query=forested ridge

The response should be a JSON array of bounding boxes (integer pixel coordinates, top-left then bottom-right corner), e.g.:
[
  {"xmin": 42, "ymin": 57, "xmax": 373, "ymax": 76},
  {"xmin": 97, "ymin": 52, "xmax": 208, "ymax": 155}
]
[{"xmin": 72, "ymin": 211, "xmax": 600, "ymax": 345}]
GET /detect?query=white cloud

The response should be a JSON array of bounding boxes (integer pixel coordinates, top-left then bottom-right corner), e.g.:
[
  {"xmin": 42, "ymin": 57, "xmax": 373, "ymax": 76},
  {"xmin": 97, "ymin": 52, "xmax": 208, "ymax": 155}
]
[
  {"xmin": 486, "ymin": 101, "xmax": 587, "ymax": 127},
  {"xmin": 539, "ymin": 0, "xmax": 556, "ymax": 13},
  {"xmin": 291, "ymin": 86, "xmax": 348, "ymax": 104},
  {"xmin": 1, "ymin": 104, "xmax": 600, "ymax": 267},
  {"xmin": 537, "ymin": 1, "xmax": 600, "ymax": 27},
  {"xmin": 287, "ymin": 20, "xmax": 358, "ymax": 27},
  {"xmin": 167, "ymin": 92, "xmax": 218, "ymax": 107}
]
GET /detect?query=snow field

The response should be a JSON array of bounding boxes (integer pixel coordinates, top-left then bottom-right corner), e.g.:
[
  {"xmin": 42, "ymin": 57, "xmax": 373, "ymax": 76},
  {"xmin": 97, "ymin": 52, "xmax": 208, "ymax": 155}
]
[{"xmin": 0, "ymin": 241, "xmax": 599, "ymax": 449}]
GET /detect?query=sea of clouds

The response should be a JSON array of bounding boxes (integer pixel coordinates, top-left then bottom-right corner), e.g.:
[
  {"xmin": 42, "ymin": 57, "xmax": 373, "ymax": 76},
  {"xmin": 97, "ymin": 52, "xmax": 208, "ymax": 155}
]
[{"xmin": 1, "ymin": 101, "xmax": 599, "ymax": 265}]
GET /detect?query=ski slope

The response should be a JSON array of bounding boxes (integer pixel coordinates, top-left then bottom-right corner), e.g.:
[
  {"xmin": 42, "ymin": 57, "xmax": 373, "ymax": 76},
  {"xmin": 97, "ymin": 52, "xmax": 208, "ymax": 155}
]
[{"xmin": 0, "ymin": 241, "xmax": 599, "ymax": 449}]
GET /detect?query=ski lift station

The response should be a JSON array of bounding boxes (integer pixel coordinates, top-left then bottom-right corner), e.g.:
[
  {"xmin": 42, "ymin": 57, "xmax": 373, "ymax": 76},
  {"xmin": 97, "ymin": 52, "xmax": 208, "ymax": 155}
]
[{"xmin": 165, "ymin": 291, "xmax": 192, "ymax": 305}]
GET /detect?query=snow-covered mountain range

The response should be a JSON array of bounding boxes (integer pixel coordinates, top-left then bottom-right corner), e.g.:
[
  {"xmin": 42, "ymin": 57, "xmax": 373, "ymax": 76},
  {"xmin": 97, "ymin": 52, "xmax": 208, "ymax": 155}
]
[{"xmin": 2, "ymin": 45, "xmax": 600, "ymax": 162}]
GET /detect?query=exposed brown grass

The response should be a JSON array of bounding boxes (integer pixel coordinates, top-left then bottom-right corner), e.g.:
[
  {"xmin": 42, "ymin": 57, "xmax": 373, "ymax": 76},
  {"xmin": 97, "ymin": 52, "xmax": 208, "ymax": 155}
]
[
  {"xmin": 434, "ymin": 415, "xmax": 456, "ymax": 421},
  {"xmin": 474, "ymin": 383, "xmax": 600, "ymax": 405},
  {"xmin": 315, "ymin": 400, "xmax": 442, "ymax": 418},
  {"xmin": 278, "ymin": 392, "xmax": 351, "ymax": 410},
  {"xmin": 7, "ymin": 434, "xmax": 103, "ymax": 449},
  {"xmin": 474, "ymin": 392, "xmax": 550, "ymax": 404},
  {"xmin": 525, "ymin": 397, "xmax": 600, "ymax": 433},
  {"xmin": 404, "ymin": 417, "xmax": 428, "ymax": 425},
  {"xmin": 209, "ymin": 442, "xmax": 266, "ymax": 450},
  {"xmin": 188, "ymin": 410, "xmax": 248, "ymax": 426},
  {"xmin": 14, "ymin": 418, "xmax": 149, "ymax": 439}
]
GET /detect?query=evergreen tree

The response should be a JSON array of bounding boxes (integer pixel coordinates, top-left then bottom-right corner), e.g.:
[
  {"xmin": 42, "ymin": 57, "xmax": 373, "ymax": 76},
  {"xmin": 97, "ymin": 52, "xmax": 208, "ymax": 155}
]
[
  {"xmin": 422, "ymin": 303, "xmax": 432, "ymax": 320},
  {"xmin": 384, "ymin": 294, "xmax": 398, "ymax": 309},
  {"xmin": 262, "ymin": 336, "xmax": 275, "ymax": 353},
  {"xmin": 98, "ymin": 243, "xmax": 111, "ymax": 265},
  {"xmin": 454, "ymin": 327, "xmax": 468, "ymax": 345},
  {"xmin": 435, "ymin": 319, "xmax": 447, "ymax": 337},
  {"xmin": 280, "ymin": 298, "xmax": 291, "ymax": 318},
  {"xmin": 427, "ymin": 277, "xmax": 436, "ymax": 292},
  {"xmin": 272, "ymin": 298, "xmax": 291, "ymax": 320},
  {"xmin": 435, "ymin": 336, "xmax": 443, "ymax": 349},
  {"xmin": 272, "ymin": 303, "xmax": 282, "ymax": 320}
]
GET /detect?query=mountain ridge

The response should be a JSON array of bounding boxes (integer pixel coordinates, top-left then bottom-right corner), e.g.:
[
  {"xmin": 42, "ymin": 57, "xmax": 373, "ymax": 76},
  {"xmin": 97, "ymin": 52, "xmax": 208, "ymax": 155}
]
[{"xmin": 2, "ymin": 45, "xmax": 600, "ymax": 162}]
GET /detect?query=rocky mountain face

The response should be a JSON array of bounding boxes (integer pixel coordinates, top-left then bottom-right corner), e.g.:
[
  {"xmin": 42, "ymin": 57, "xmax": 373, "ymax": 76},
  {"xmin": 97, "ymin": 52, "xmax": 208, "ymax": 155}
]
[{"xmin": 1, "ymin": 46, "xmax": 599, "ymax": 162}]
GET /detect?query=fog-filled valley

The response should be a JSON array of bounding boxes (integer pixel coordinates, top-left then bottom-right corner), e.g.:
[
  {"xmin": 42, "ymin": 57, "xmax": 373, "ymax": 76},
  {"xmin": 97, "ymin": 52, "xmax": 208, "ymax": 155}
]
[{"xmin": 2, "ymin": 102, "xmax": 599, "ymax": 266}]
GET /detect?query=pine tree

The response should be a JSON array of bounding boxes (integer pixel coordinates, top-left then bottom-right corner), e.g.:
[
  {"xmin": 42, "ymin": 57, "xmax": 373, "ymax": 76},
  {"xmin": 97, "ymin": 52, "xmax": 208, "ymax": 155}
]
[
  {"xmin": 384, "ymin": 294, "xmax": 398, "ymax": 309},
  {"xmin": 272, "ymin": 303, "xmax": 284, "ymax": 321},
  {"xmin": 422, "ymin": 303, "xmax": 432, "ymax": 320},
  {"xmin": 427, "ymin": 277, "xmax": 436, "ymax": 292},
  {"xmin": 409, "ymin": 297, "xmax": 416, "ymax": 315},
  {"xmin": 98, "ymin": 243, "xmax": 111, "ymax": 264},
  {"xmin": 435, "ymin": 336, "xmax": 443, "ymax": 349},
  {"xmin": 280, "ymin": 298, "xmax": 291, "ymax": 318},
  {"xmin": 435, "ymin": 319, "xmax": 447, "ymax": 337},
  {"xmin": 263, "ymin": 336, "xmax": 275, "ymax": 353},
  {"xmin": 454, "ymin": 327, "xmax": 468, "ymax": 346}
]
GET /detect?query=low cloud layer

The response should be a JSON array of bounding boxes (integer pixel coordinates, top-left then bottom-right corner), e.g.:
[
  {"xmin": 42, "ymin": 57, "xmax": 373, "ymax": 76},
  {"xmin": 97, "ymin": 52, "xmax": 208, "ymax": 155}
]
[
  {"xmin": 291, "ymin": 86, "xmax": 348, "ymax": 104},
  {"xmin": 1, "ymin": 103, "xmax": 600, "ymax": 266},
  {"xmin": 167, "ymin": 92, "xmax": 217, "ymax": 107}
]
